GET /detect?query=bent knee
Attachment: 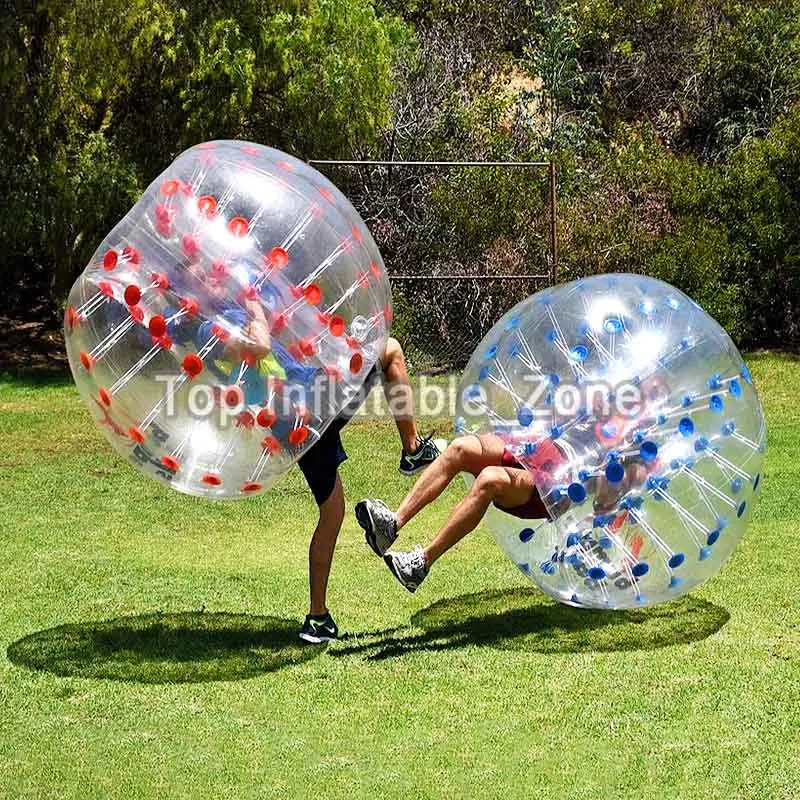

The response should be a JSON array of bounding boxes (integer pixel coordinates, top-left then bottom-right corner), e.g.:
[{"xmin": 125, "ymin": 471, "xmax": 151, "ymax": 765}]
[
  {"xmin": 474, "ymin": 466, "xmax": 510, "ymax": 496},
  {"xmin": 383, "ymin": 336, "xmax": 402, "ymax": 364}
]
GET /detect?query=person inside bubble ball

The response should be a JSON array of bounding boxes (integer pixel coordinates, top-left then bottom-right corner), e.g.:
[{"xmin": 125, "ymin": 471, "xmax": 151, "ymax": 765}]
[
  {"xmin": 355, "ymin": 374, "xmax": 667, "ymax": 593},
  {"xmin": 234, "ymin": 299, "xmax": 441, "ymax": 639}
]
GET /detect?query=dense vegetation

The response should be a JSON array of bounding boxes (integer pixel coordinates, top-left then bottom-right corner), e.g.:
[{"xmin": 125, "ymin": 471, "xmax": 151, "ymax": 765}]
[{"xmin": 2, "ymin": 1, "xmax": 799, "ymax": 353}]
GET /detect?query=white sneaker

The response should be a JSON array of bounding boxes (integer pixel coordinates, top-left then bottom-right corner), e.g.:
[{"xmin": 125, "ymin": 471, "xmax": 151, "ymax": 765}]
[
  {"xmin": 383, "ymin": 546, "xmax": 429, "ymax": 593},
  {"xmin": 355, "ymin": 499, "xmax": 398, "ymax": 556}
]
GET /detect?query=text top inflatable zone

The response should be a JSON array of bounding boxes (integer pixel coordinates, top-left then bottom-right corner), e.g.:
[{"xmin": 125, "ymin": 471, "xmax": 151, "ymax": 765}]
[
  {"xmin": 456, "ymin": 274, "xmax": 765, "ymax": 609},
  {"xmin": 65, "ymin": 141, "xmax": 392, "ymax": 499}
]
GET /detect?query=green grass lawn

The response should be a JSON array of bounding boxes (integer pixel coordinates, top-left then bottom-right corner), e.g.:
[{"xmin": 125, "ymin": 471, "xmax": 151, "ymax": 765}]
[{"xmin": 0, "ymin": 353, "xmax": 798, "ymax": 799}]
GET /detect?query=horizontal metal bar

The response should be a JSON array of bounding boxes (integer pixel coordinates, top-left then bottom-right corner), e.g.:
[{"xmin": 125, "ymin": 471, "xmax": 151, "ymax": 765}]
[
  {"xmin": 390, "ymin": 274, "xmax": 550, "ymax": 280},
  {"xmin": 308, "ymin": 159, "xmax": 551, "ymax": 169}
]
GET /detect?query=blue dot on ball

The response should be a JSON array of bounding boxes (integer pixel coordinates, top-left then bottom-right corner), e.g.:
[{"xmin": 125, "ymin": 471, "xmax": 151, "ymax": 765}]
[
  {"xmin": 640, "ymin": 441, "xmax": 658, "ymax": 462},
  {"xmin": 519, "ymin": 527, "xmax": 535, "ymax": 543},
  {"xmin": 695, "ymin": 436, "xmax": 709, "ymax": 452},
  {"xmin": 478, "ymin": 366, "xmax": 490, "ymax": 381},
  {"xmin": 485, "ymin": 344, "xmax": 498, "ymax": 360},
  {"xmin": 588, "ymin": 566, "xmax": 607, "ymax": 581},
  {"xmin": 741, "ymin": 365, "xmax": 752, "ymax": 384},
  {"xmin": 517, "ymin": 406, "xmax": 534, "ymax": 427},
  {"xmin": 598, "ymin": 536, "xmax": 613, "ymax": 549},
  {"xmin": 709, "ymin": 395, "xmax": 724, "ymax": 414},
  {"xmin": 545, "ymin": 329, "xmax": 558, "ymax": 343},
  {"xmin": 708, "ymin": 373, "xmax": 722, "ymax": 390},
  {"xmin": 505, "ymin": 316, "xmax": 520, "ymax": 331},
  {"xmin": 707, "ymin": 530, "xmax": 720, "ymax": 546},
  {"xmin": 508, "ymin": 343, "xmax": 522, "ymax": 358},
  {"xmin": 548, "ymin": 373, "xmax": 561, "ymax": 388},
  {"xmin": 605, "ymin": 462, "xmax": 625, "ymax": 483},
  {"xmin": 682, "ymin": 394, "xmax": 693, "ymax": 408},
  {"xmin": 668, "ymin": 553, "xmax": 685, "ymax": 569},
  {"xmin": 665, "ymin": 295, "xmax": 681, "ymax": 310},
  {"xmin": 679, "ymin": 417, "xmax": 695, "ymax": 437},
  {"xmin": 737, "ymin": 501, "xmax": 747, "ymax": 518},
  {"xmin": 632, "ymin": 562, "xmax": 649, "ymax": 578},
  {"xmin": 604, "ymin": 317, "xmax": 623, "ymax": 334},
  {"xmin": 567, "ymin": 483, "xmax": 587, "ymax": 503},
  {"xmin": 550, "ymin": 425, "xmax": 563, "ymax": 439},
  {"xmin": 729, "ymin": 379, "xmax": 742, "ymax": 398},
  {"xmin": 699, "ymin": 547, "xmax": 713, "ymax": 561},
  {"xmin": 753, "ymin": 473, "xmax": 761, "ymax": 491},
  {"xmin": 721, "ymin": 420, "xmax": 736, "ymax": 436},
  {"xmin": 731, "ymin": 477, "xmax": 743, "ymax": 494},
  {"xmin": 669, "ymin": 576, "xmax": 684, "ymax": 589},
  {"xmin": 571, "ymin": 344, "xmax": 589, "ymax": 362}
]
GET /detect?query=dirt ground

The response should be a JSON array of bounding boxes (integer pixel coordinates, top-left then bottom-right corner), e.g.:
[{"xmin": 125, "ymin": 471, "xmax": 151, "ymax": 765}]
[{"xmin": 0, "ymin": 317, "xmax": 68, "ymax": 374}]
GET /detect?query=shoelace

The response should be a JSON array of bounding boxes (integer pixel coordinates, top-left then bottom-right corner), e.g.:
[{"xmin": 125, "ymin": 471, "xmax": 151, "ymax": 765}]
[
  {"xmin": 416, "ymin": 434, "xmax": 440, "ymax": 458},
  {"xmin": 409, "ymin": 546, "xmax": 427, "ymax": 571}
]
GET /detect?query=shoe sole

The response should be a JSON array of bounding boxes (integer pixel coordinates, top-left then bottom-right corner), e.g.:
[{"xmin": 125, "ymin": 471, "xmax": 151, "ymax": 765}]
[
  {"xmin": 398, "ymin": 463, "xmax": 433, "ymax": 476},
  {"xmin": 383, "ymin": 554, "xmax": 418, "ymax": 593},
  {"xmin": 298, "ymin": 632, "xmax": 337, "ymax": 644},
  {"xmin": 355, "ymin": 501, "xmax": 384, "ymax": 557}
]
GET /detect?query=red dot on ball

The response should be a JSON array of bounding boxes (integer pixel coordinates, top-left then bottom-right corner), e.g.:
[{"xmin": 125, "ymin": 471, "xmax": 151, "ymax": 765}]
[
  {"xmin": 224, "ymin": 385, "xmax": 244, "ymax": 408},
  {"xmin": 241, "ymin": 481, "xmax": 262, "ymax": 493},
  {"xmin": 122, "ymin": 245, "xmax": 141, "ymax": 264},
  {"xmin": 124, "ymin": 285, "xmax": 142, "ymax": 306},
  {"xmin": 370, "ymin": 261, "xmax": 382, "ymax": 278},
  {"xmin": 98, "ymin": 388, "xmax": 112, "ymax": 406},
  {"xmin": 268, "ymin": 247, "xmax": 288, "ymax": 268},
  {"xmin": 349, "ymin": 353, "xmax": 364, "ymax": 374},
  {"xmin": 197, "ymin": 195, "xmax": 217, "ymax": 217},
  {"xmin": 161, "ymin": 455, "xmax": 180, "ymax": 472},
  {"xmin": 149, "ymin": 315, "xmax": 167, "ymax": 337},
  {"xmin": 66, "ymin": 306, "xmax": 80, "ymax": 330},
  {"xmin": 228, "ymin": 216, "xmax": 249, "ymax": 237},
  {"xmin": 299, "ymin": 338, "xmax": 315, "ymax": 357},
  {"xmin": 329, "ymin": 316, "xmax": 346, "ymax": 337},
  {"xmin": 182, "ymin": 354, "xmax": 204, "ymax": 378},
  {"xmin": 257, "ymin": 408, "xmax": 277, "ymax": 428},
  {"xmin": 160, "ymin": 179, "xmax": 180, "ymax": 196},
  {"xmin": 128, "ymin": 426, "xmax": 145, "ymax": 444},
  {"xmin": 79, "ymin": 351, "xmax": 94, "ymax": 372},
  {"xmin": 262, "ymin": 436, "xmax": 281, "ymax": 454},
  {"xmin": 304, "ymin": 284, "xmax": 322, "ymax": 305},
  {"xmin": 103, "ymin": 250, "xmax": 118, "ymax": 271},
  {"xmin": 129, "ymin": 306, "xmax": 144, "ymax": 323},
  {"xmin": 289, "ymin": 427, "xmax": 309, "ymax": 446},
  {"xmin": 202, "ymin": 473, "xmax": 222, "ymax": 486}
]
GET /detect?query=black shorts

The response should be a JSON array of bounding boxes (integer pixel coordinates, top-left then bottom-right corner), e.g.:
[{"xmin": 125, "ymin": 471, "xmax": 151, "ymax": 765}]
[{"xmin": 298, "ymin": 364, "xmax": 382, "ymax": 506}]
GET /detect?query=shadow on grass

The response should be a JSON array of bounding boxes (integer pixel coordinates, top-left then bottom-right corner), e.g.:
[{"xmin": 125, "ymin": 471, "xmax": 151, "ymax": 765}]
[
  {"xmin": 332, "ymin": 588, "xmax": 730, "ymax": 661},
  {"xmin": 6, "ymin": 612, "xmax": 324, "ymax": 683},
  {"xmin": 6, "ymin": 590, "xmax": 729, "ymax": 680}
]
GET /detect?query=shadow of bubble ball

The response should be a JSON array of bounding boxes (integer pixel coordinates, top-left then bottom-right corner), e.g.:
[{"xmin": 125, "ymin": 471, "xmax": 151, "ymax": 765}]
[{"xmin": 7, "ymin": 612, "xmax": 323, "ymax": 683}]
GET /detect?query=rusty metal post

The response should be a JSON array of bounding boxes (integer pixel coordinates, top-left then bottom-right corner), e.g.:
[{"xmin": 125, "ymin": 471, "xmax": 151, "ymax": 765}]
[{"xmin": 548, "ymin": 160, "xmax": 558, "ymax": 286}]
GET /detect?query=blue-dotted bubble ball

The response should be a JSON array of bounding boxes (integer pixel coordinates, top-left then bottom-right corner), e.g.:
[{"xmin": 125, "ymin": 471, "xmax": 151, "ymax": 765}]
[
  {"xmin": 456, "ymin": 274, "xmax": 766, "ymax": 609},
  {"xmin": 65, "ymin": 141, "xmax": 391, "ymax": 499}
]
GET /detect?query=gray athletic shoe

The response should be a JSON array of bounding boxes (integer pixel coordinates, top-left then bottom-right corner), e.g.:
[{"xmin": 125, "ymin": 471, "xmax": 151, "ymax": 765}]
[
  {"xmin": 383, "ymin": 546, "xmax": 429, "ymax": 593},
  {"xmin": 355, "ymin": 499, "xmax": 398, "ymax": 557}
]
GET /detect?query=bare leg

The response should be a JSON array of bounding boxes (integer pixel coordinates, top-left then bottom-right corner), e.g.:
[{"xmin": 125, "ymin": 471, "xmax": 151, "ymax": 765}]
[
  {"xmin": 380, "ymin": 337, "xmax": 418, "ymax": 452},
  {"xmin": 424, "ymin": 466, "xmax": 536, "ymax": 565},
  {"xmin": 395, "ymin": 434, "xmax": 506, "ymax": 529},
  {"xmin": 308, "ymin": 475, "xmax": 345, "ymax": 616}
]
